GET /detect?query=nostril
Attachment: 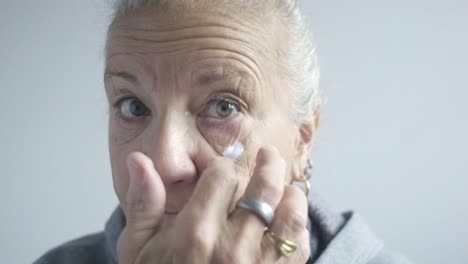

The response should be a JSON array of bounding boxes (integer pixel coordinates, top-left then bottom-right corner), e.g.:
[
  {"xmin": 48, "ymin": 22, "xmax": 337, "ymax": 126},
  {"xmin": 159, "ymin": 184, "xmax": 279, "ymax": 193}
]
[{"xmin": 174, "ymin": 180, "xmax": 185, "ymax": 185}]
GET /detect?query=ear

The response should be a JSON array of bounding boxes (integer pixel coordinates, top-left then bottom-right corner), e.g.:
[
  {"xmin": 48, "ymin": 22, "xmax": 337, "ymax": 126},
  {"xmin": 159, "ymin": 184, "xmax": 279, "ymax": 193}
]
[{"xmin": 291, "ymin": 108, "xmax": 320, "ymax": 181}]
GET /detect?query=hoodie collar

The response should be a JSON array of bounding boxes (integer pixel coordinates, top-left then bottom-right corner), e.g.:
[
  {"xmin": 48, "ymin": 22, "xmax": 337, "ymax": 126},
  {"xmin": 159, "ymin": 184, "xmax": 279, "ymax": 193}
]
[
  {"xmin": 104, "ymin": 206, "xmax": 125, "ymax": 264},
  {"xmin": 308, "ymin": 194, "xmax": 383, "ymax": 264}
]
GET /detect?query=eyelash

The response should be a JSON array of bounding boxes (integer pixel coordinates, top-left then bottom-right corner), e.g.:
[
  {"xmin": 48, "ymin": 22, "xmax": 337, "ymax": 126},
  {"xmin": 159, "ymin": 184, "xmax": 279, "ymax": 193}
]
[
  {"xmin": 112, "ymin": 96, "xmax": 149, "ymax": 123},
  {"xmin": 111, "ymin": 93, "xmax": 246, "ymax": 123},
  {"xmin": 205, "ymin": 94, "xmax": 242, "ymax": 110}
]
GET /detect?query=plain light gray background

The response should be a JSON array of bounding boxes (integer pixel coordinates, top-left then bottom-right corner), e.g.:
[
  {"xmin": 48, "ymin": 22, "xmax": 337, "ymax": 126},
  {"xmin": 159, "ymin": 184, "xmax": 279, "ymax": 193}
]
[{"xmin": 1, "ymin": 0, "xmax": 467, "ymax": 263}]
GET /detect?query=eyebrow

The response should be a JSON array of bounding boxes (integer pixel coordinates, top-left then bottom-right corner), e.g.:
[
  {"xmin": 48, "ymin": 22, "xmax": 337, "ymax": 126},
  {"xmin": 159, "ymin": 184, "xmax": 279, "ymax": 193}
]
[
  {"xmin": 194, "ymin": 68, "xmax": 257, "ymax": 105},
  {"xmin": 195, "ymin": 68, "xmax": 250, "ymax": 87},
  {"xmin": 104, "ymin": 69, "xmax": 139, "ymax": 85}
]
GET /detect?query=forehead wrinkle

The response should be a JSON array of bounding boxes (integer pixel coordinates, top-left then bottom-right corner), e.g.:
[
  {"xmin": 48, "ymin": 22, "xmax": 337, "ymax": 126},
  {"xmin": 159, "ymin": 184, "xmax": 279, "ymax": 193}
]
[
  {"xmin": 106, "ymin": 37, "xmax": 191, "ymax": 57},
  {"xmin": 192, "ymin": 64, "xmax": 252, "ymax": 85},
  {"xmin": 106, "ymin": 11, "xmax": 278, "ymax": 99},
  {"xmin": 105, "ymin": 53, "xmax": 159, "ymax": 95},
  {"xmin": 109, "ymin": 28, "xmax": 265, "ymax": 59},
  {"xmin": 107, "ymin": 14, "xmax": 277, "ymax": 89},
  {"xmin": 111, "ymin": 7, "xmax": 266, "ymax": 37},
  {"xmin": 111, "ymin": 22, "xmax": 252, "ymax": 41},
  {"xmin": 108, "ymin": 11, "xmax": 276, "ymax": 63},
  {"xmin": 104, "ymin": 69, "xmax": 139, "ymax": 85},
  {"xmin": 196, "ymin": 68, "xmax": 245, "ymax": 86}
]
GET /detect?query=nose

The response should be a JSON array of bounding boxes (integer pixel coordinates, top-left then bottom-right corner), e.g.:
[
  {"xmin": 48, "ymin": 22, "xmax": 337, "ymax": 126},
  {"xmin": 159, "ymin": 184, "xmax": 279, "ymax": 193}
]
[{"xmin": 142, "ymin": 111, "xmax": 197, "ymax": 187}]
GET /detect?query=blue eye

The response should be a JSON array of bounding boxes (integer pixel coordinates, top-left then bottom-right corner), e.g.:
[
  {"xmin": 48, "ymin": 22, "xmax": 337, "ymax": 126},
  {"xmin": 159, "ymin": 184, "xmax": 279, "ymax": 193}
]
[
  {"xmin": 204, "ymin": 98, "xmax": 240, "ymax": 119},
  {"xmin": 118, "ymin": 97, "xmax": 149, "ymax": 118}
]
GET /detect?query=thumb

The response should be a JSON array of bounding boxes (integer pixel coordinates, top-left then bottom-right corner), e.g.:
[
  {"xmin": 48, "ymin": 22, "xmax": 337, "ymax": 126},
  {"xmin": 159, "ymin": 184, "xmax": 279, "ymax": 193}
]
[{"xmin": 117, "ymin": 152, "xmax": 166, "ymax": 264}]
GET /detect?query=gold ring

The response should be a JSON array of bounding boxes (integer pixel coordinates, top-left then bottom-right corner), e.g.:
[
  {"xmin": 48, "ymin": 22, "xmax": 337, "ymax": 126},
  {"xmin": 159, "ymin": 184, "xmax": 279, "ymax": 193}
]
[{"xmin": 265, "ymin": 231, "xmax": 297, "ymax": 257}]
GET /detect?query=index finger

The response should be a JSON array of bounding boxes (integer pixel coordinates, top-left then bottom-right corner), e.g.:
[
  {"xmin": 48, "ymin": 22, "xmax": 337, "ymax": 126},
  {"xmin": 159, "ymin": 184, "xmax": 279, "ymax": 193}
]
[{"xmin": 177, "ymin": 157, "xmax": 240, "ymax": 226}]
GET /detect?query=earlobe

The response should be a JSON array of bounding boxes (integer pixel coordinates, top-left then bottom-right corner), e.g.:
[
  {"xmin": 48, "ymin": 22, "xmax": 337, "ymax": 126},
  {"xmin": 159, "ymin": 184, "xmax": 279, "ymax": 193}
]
[
  {"xmin": 292, "ymin": 110, "xmax": 320, "ymax": 181},
  {"xmin": 299, "ymin": 123, "xmax": 314, "ymax": 149},
  {"xmin": 300, "ymin": 108, "xmax": 320, "ymax": 147},
  {"xmin": 290, "ymin": 159, "xmax": 302, "ymax": 183},
  {"xmin": 298, "ymin": 111, "xmax": 320, "ymax": 154}
]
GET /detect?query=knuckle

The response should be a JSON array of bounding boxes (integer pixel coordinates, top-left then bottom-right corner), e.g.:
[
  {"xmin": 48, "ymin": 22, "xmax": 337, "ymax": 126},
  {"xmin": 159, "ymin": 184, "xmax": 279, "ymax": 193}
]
[
  {"xmin": 134, "ymin": 246, "xmax": 155, "ymax": 264},
  {"xmin": 254, "ymin": 168, "xmax": 284, "ymax": 200},
  {"xmin": 253, "ymin": 155, "xmax": 286, "ymax": 186},
  {"xmin": 257, "ymin": 146, "xmax": 278, "ymax": 163},
  {"xmin": 213, "ymin": 242, "xmax": 247, "ymax": 264},
  {"xmin": 124, "ymin": 197, "xmax": 148, "ymax": 214},
  {"xmin": 286, "ymin": 211, "xmax": 308, "ymax": 233},
  {"xmin": 257, "ymin": 146, "xmax": 285, "ymax": 167},
  {"xmin": 285, "ymin": 184, "xmax": 308, "ymax": 208},
  {"xmin": 263, "ymin": 182, "xmax": 284, "ymax": 203},
  {"xmin": 257, "ymin": 160, "xmax": 284, "ymax": 177},
  {"xmin": 213, "ymin": 247, "xmax": 235, "ymax": 264},
  {"xmin": 230, "ymin": 240, "xmax": 245, "ymax": 259},
  {"xmin": 185, "ymin": 223, "xmax": 212, "ymax": 256}
]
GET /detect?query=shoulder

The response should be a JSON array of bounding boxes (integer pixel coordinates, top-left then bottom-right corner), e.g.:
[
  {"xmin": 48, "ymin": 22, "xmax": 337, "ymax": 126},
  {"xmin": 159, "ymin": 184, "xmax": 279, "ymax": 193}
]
[
  {"xmin": 307, "ymin": 195, "xmax": 413, "ymax": 264},
  {"xmin": 368, "ymin": 248, "xmax": 414, "ymax": 264},
  {"xmin": 33, "ymin": 232, "xmax": 114, "ymax": 264}
]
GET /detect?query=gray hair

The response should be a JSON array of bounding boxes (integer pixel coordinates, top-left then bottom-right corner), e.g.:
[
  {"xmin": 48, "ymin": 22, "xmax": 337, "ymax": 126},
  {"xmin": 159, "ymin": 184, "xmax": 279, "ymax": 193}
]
[{"xmin": 107, "ymin": 0, "xmax": 321, "ymax": 126}]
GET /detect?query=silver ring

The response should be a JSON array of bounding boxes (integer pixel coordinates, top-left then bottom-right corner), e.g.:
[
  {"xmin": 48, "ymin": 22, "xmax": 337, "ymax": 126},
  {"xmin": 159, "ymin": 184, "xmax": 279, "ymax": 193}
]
[{"xmin": 237, "ymin": 197, "xmax": 274, "ymax": 226}]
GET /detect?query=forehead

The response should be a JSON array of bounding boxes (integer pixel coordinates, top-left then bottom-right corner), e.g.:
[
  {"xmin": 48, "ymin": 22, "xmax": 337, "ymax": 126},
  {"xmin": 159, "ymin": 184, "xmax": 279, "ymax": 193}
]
[
  {"xmin": 105, "ymin": 55, "xmax": 255, "ymax": 95},
  {"xmin": 105, "ymin": 7, "xmax": 290, "ymax": 106},
  {"xmin": 105, "ymin": 7, "xmax": 286, "ymax": 63}
]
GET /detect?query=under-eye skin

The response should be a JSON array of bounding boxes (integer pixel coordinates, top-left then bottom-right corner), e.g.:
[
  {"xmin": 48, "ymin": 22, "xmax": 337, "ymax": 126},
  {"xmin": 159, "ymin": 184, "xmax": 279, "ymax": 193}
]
[
  {"xmin": 113, "ymin": 96, "xmax": 150, "ymax": 123},
  {"xmin": 197, "ymin": 95, "xmax": 247, "ymax": 153},
  {"xmin": 197, "ymin": 94, "xmax": 246, "ymax": 136}
]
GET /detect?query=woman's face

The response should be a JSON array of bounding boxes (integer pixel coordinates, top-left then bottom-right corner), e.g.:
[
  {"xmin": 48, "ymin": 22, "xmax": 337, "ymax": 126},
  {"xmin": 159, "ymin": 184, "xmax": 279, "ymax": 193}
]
[{"xmin": 105, "ymin": 8, "xmax": 312, "ymax": 221}]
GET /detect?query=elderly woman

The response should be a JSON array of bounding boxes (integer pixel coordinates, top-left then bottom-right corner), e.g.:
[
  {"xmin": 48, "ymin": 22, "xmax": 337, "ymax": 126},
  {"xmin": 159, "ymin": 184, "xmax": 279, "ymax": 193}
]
[{"xmin": 35, "ymin": 0, "xmax": 411, "ymax": 263}]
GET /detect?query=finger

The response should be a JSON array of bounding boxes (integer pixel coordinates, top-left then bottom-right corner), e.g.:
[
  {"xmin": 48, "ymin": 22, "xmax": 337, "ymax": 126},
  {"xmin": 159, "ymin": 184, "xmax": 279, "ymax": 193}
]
[
  {"xmin": 175, "ymin": 157, "xmax": 239, "ymax": 262},
  {"xmin": 230, "ymin": 146, "xmax": 286, "ymax": 245},
  {"xmin": 181, "ymin": 157, "xmax": 239, "ymax": 220},
  {"xmin": 262, "ymin": 185, "xmax": 310, "ymax": 262},
  {"xmin": 117, "ymin": 152, "xmax": 166, "ymax": 264}
]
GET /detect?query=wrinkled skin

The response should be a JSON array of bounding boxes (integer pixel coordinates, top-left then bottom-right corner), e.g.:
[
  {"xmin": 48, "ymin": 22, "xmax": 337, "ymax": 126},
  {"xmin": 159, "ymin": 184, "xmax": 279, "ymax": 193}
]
[{"xmin": 104, "ymin": 6, "xmax": 317, "ymax": 264}]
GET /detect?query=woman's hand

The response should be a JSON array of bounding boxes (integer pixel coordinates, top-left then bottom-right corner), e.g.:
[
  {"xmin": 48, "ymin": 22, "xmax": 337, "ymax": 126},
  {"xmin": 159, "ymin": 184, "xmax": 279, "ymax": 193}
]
[{"xmin": 117, "ymin": 146, "xmax": 310, "ymax": 264}]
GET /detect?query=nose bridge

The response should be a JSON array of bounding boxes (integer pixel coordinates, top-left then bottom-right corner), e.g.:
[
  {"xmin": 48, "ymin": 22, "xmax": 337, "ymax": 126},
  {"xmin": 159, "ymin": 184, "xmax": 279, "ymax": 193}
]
[{"xmin": 144, "ymin": 109, "xmax": 196, "ymax": 184}]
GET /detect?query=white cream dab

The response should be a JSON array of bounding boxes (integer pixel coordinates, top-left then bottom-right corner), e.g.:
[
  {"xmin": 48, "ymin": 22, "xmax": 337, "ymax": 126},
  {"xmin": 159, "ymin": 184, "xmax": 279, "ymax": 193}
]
[{"xmin": 222, "ymin": 141, "xmax": 244, "ymax": 160}]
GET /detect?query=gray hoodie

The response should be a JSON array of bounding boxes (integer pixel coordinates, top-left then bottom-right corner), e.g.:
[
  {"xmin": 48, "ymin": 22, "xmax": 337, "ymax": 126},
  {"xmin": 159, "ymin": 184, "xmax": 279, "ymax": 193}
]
[{"xmin": 34, "ymin": 195, "xmax": 412, "ymax": 264}]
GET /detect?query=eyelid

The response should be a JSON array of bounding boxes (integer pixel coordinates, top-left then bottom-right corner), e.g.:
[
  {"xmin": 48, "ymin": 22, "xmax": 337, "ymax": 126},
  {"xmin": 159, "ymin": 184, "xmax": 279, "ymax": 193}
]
[
  {"xmin": 111, "ymin": 96, "xmax": 150, "ymax": 123},
  {"xmin": 112, "ymin": 96, "xmax": 132, "ymax": 108},
  {"xmin": 110, "ymin": 88, "xmax": 134, "ymax": 107},
  {"xmin": 202, "ymin": 97, "xmax": 242, "ymax": 119},
  {"xmin": 112, "ymin": 92, "xmax": 146, "ymax": 109},
  {"xmin": 207, "ymin": 96, "xmax": 239, "ymax": 109},
  {"xmin": 206, "ymin": 92, "xmax": 248, "ymax": 111},
  {"xmin": 199, "ymin": 98, "xmax": 243, "ymax": 125}
]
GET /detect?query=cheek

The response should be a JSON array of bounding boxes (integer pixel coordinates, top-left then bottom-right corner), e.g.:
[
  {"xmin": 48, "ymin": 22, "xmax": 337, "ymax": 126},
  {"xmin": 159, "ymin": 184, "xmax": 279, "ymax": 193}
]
[
  {"xmin": 109, "ymin": 115, "xmax": 148, "ymax": 145},
  {"xmin": 109, "ymin": 130, "xmax": 134, "ymax": 204},
  {"xmin": 110, "ymin": 152, "xmax": 130, "ymax": 205}
]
